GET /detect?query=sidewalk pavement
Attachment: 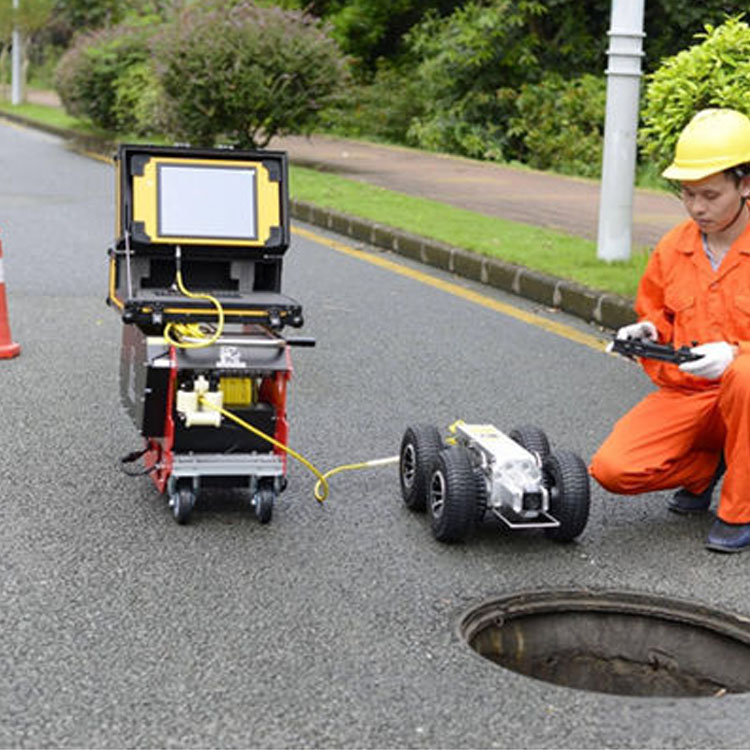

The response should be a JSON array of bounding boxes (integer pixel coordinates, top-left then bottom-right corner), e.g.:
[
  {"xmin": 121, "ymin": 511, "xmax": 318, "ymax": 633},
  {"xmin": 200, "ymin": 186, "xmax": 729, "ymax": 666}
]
[
  {"xmin": 20, "ymin": 89, "xmax": 680, "ymax": 329},
  {"xmin": 269, "ymin": 134, "xmax": 685, "ymax": 249}
]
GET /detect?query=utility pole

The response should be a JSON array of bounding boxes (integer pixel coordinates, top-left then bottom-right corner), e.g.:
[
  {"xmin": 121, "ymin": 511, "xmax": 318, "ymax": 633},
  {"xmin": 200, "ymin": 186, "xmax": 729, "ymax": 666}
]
[
  {"xmin": 596, "ymin": 0, "xmax": 645, "ymax": 262},
  {"xmin": 11, "ymin": 0, "xmax": 22, "ymax": 105}
]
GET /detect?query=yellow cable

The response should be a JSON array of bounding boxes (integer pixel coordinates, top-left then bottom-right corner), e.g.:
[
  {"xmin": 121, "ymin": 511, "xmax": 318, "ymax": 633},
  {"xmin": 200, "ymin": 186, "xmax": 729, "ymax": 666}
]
[
  {"xmin": 313, "ymin": 456, "xmax": 399, "ymax": 502},
  {"xmin": 198, "ymin": 395, "xmax": 330, "ymax": 502},
  {"xmin": 197, "ymin": 396, "xmax": 399, "ymax": 503},
  {"xmin": 163, "ymin": 269, "xmax": 225, "ymax": 349}
]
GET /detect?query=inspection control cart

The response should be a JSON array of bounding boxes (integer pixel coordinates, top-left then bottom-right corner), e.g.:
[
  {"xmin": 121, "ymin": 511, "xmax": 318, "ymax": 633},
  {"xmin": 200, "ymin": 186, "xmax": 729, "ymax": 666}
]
[{"xmin": 109, "ymin": 144, "xmax": 313, "ymax": 524}]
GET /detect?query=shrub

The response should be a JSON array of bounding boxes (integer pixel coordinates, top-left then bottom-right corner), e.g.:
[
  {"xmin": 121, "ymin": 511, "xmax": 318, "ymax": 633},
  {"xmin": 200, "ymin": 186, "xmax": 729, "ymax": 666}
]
[
  {"xmin": 154, "ymin": 1, "xmax": 347, "ymax": 148},
  {"xmin": 55, "ymin": 19, "xmax": 161, "ymax": 131},
  {"xmin": 640, "ymin": 15, "xmax": 750, "ymax": 173},
  {"xmin": 507, "ymin": 73, "xmax": 606, "ymax": 177},
  {"xmin": 112, "ymin": 60, "xmax": 164, "ymax": 136},
  {"xmin": 320, "ymin": 58, "xmax": 425, "ymax": 144}
]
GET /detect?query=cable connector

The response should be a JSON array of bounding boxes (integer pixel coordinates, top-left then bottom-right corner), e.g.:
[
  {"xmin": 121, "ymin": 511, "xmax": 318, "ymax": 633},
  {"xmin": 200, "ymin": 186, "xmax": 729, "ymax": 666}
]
[{"xmin": 120, "ymin": 447, "xmax": 158, "ymax": 477}]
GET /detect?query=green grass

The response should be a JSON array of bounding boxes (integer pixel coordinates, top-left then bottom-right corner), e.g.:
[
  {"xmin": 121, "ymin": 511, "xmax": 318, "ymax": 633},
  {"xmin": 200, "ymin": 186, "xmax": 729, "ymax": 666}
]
[
  {"xmin": 289, "ymin": 166, "xmax": 648, "ymax": 297},
  {"xmin": 0, "ymin": 99, "xmax": 168, "ymax": 144},
  {"xmin": 3, "ymin": 96, "xmax": 648, "ymax": 298},
  {"xmin": 0, "ymin": 100, "xmax": 90, "ymax": 132}
]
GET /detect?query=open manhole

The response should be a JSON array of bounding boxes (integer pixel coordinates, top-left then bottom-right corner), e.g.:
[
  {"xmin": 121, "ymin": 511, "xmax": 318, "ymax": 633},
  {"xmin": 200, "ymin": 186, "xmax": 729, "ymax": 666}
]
[{"xmin": 460, "ymin": 590, "xmax": 750, "ymax": 698}]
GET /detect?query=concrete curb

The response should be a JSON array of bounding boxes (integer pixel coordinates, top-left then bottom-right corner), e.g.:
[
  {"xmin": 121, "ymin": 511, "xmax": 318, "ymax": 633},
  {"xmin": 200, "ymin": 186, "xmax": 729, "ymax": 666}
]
[
  {"xmin": 290, "ymin": 199, "xmax": 636, "ymax": 330},
  {"xmin": 0, "ymin": 109, "xmax": 636, "ymax": 330}
]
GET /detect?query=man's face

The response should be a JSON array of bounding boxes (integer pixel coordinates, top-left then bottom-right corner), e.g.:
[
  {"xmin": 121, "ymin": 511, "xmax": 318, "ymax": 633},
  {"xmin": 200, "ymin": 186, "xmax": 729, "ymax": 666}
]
[{"xmin": 680, "ymin": 172, "xmax": 750, "ymax": 234}]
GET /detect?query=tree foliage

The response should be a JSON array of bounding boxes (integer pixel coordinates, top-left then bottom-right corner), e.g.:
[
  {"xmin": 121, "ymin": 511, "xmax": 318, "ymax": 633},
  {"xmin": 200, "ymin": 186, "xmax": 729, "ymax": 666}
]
[
  {"xmin": 0, "ymin": 0, "xmax": 54, "ymax": 36},
  {"xmin": 50, "ymin": 0, "xmax": 181, "ymax": 31},
  {"xmin": 324, "ymin": 0, "xmax": 460, "ymax": 72},
  {"xmin": 42, "ymin": 0, "xmax": 750, "ymax": 181},
  {"xmin": 0, "ymin": 0, "xmax": 54, "ymax": 98},
  {"xmin": 272, "ymin": 0, "xmax": 750, "ymax": 79},
  {"xmin": 405, "ymin": 0, "xmax": 545, "ymax": 160}
]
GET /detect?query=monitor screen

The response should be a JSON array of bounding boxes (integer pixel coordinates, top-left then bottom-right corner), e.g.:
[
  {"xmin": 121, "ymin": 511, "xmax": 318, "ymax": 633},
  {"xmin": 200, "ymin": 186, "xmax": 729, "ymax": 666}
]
[{"xmin": 158, "ymin": 164, "xmax": 258, "ymax": 241}]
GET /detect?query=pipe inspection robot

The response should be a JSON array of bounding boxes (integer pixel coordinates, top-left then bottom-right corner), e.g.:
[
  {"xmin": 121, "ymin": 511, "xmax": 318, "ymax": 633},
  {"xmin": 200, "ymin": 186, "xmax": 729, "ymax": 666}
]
[
  {"xmin": 108, "ymin": 144, "xmax": 313, "ymax": 524},
  {"xmin": 399, "ymin": 421, "xmax": 591, "ymax": 543}
]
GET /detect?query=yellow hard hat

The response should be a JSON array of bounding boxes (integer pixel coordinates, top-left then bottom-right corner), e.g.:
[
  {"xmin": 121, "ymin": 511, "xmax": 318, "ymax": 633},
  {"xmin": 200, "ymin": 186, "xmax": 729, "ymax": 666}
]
[{"xmin": 662, "ymin": 108, "xmax": 750, "ymax": 181}]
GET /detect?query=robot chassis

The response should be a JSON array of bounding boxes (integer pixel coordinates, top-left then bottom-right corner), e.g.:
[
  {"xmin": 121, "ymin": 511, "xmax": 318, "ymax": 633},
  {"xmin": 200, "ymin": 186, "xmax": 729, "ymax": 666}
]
[
  {"xmin": 399, "ymin": 422, "xmax": 591, "ymax": 543},
  {"xmin": 110, "ymin": 144, "xmax": 312, "ymax": 524}
]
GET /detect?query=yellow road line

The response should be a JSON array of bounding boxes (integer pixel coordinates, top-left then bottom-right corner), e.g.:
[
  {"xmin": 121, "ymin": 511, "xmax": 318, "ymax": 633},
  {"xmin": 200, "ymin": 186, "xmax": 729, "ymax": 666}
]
[
  {"xmin": 77, "ymin": 148, "xmax": 113, "ymax": 165},
  {"xmin": 0, "ymin": 115, "xmax": 29, "ymax": 133},
  {"xmin": 292, "ymin": 226, "xmax": 608, "ymax": 352}
]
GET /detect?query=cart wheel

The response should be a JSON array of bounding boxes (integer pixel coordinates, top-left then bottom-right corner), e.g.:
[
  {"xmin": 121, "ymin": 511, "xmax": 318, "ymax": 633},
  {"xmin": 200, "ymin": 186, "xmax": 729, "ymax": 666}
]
[
  {"xmin": 509, "ymin": 424, "xmax": 551, "ymax": 460},
  {"xmin": 400, "ymin": 424, "xmax": 443, "ymax": 512},
  {"xmin": 172, "ymin": 484, "xmax": 196, "ymax": 525},
  {"xmin": 542, "ymin": 450, "xmax": 590, "ymax": 542},
  {"xmin": 254, "ymin": 488, "xmax": 274, "ymax": 525},
  {"xmin": 428, "ymin": 446, "xmax": 475, "ymax": 543}
]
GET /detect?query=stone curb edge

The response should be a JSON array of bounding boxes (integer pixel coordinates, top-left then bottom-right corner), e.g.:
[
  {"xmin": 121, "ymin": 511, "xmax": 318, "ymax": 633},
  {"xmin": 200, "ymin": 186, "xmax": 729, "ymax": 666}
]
[{"xmin": 1, "ymin": 108, "xmax": 636, "ymax": 330}]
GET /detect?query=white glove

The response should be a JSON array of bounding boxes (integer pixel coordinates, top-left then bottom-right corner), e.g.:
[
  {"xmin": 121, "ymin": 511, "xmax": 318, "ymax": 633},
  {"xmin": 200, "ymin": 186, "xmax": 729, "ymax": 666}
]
[
  {"xmin": 679, "ymin": 341, "xmax": 736, "ymax": 380},
  {"xmin": 616, "ymin": 321, "xmax": 657, "ymax": 341},
  {"xmin": 606, "ymin": 320, "xmax": 657, "ymax": 353}
]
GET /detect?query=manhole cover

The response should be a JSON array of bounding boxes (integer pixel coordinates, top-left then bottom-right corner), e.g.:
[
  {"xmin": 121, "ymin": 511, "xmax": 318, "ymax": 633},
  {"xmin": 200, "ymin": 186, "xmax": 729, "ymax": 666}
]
[{"xmin": 460, "ymin": 590, "xmax": 750, "ymax": 697}]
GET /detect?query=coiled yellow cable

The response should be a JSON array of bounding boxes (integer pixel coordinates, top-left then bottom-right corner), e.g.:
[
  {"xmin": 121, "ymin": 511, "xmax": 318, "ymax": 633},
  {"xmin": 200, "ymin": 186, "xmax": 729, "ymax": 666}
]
[
  {"xmin": 163, "ymin": 268, "xmax": 225, "ymax": 349},
  {"xmin": 312, "ymin": 456, "xmax": 399, "ymax": 502}
]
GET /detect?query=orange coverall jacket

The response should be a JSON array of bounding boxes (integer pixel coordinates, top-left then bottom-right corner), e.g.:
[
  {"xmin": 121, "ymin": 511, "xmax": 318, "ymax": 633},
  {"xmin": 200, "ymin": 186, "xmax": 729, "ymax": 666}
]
[{"xmin": 590, "ymin": 212, "xmax": 750, "ymax": 523}]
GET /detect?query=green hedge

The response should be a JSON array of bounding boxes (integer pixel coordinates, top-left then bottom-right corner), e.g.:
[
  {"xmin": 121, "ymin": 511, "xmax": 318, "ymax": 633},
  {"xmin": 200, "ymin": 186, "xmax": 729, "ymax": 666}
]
[
  {"xmin": 507, "ymin": 73, "xmax": 606, "ymax": 177},
  {"xmin": 640, "ymin": 16, "xmax": 750, "ymax": 174}
]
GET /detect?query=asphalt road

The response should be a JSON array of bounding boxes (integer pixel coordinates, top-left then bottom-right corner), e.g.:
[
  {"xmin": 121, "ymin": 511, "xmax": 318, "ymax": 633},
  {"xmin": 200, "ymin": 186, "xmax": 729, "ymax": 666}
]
[{"xmin": 2, "ymin": 121, "xmax": 750, "ymax": 749}]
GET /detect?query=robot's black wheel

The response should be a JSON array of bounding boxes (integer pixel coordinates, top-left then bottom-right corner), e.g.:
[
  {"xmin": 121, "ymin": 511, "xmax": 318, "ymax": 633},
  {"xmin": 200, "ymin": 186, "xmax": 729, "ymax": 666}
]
[
  {"xmin": 509, "ymin": 424, "xmax": 551, "ymax": 460},
  {"xmin": 255, "ymin": 488, "xmax": 274, "ymax": 525},
  {"xmin": 428, "ymin": 446, "xmax": 475, "ymax": 543},
  {"xmin": 400, "ymin": 424, "xmax": 443, "ymax": 512},
  {"xmin": 542, "ymin": 450, "xmax": 590, "ymax": 542},
  {"xmin": 172, "ymin": 484, "xmax": 196, "ymax": 525},
  {"xmin": 474, "ymin": 470, "xmax": 489, "ymax": 524}
]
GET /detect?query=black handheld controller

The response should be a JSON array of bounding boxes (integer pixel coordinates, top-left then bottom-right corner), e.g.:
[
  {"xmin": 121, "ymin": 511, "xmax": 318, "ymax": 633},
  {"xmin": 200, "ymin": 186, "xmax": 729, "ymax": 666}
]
[{"xmin": 610, "ymin": 338, "xmax": 704, "ymax": 364}]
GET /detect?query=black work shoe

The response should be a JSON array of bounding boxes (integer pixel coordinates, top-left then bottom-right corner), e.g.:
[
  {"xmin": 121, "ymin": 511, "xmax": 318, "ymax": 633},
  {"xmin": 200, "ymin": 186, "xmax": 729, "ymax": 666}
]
[
  {"xmin": 667, "ymin": 456, "xmax": 726, "ymax": 515},
  {"xmin": 706, "ymin": 519, "xmax": 750, "ymax": 553},
  {"xmin": 667, "ymin": 488, "xmax": 713, "ymax": 514}
]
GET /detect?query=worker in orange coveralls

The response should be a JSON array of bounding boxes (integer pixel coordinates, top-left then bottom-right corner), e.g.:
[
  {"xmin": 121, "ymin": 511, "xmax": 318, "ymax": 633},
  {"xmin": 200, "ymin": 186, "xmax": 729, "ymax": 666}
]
[{"xmin": 590, "ymin": 108, "xmax": 750, "ymax": 552}]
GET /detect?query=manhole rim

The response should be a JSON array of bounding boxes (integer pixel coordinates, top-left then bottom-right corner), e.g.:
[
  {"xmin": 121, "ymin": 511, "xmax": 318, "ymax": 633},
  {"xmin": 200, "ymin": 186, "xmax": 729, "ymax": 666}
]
[
  {"xmin": 456, "ymin": 588, "xmax": 750, "ymax": 699},
  {"xmin": 458, "ymin": 588, "xmax": 750, "ymax": 647}
]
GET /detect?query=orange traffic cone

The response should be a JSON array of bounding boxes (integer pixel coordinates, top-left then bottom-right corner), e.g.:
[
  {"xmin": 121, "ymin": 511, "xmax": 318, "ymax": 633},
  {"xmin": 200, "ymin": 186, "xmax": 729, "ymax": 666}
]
[{"xmin": 0, "ymin": 238, "xmax": 20, "ymax": 359}]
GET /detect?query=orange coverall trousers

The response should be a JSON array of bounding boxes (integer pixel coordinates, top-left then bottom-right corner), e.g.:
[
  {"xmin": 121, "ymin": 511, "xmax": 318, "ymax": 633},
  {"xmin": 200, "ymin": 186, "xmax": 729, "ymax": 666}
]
[{"xmin": 590, "ymin": 215, "xmax": 750, "ymax": 524}]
